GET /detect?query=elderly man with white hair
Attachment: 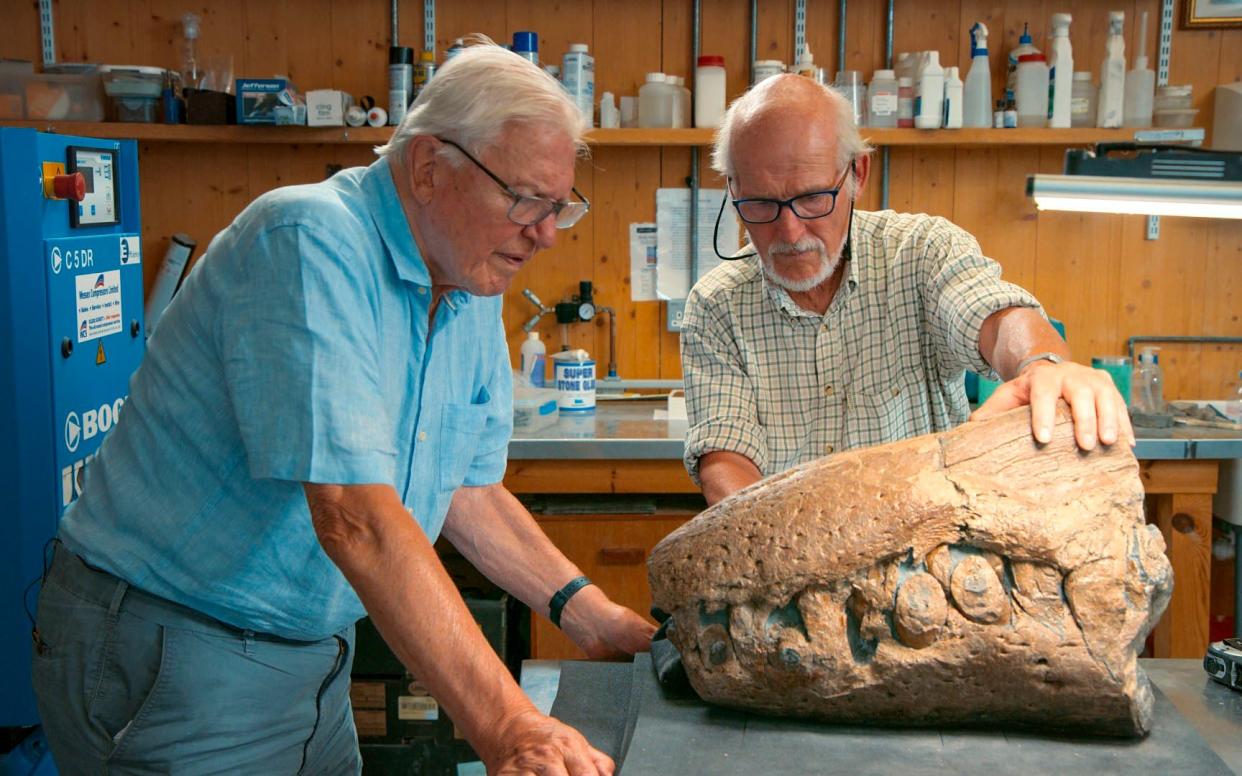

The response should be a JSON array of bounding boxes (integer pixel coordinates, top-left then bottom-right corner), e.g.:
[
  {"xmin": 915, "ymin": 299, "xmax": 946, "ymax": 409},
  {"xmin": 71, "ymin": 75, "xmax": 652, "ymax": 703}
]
[
  {"xmin": 32, "ymin": 41, "xmax": 648, "ymax": 774},
  {"xmin": 681, "ymin": 74, "xmax": 1132, "ymax": 506}
]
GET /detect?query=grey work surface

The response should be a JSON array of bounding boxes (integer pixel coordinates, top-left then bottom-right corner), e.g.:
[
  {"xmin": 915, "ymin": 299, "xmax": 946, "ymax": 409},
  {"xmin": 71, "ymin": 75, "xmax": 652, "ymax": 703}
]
[
  {"xmin": 508, "ymin": 402, "xmax": 1242, "ymax": 461},
  {"xmin": 540, "ymin": 655, "xmax": 1240, "ymax": 775}
]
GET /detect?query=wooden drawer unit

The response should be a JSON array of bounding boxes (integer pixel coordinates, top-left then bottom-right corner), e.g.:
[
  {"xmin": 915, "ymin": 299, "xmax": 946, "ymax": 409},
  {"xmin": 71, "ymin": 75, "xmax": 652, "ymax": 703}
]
[{"xmin": 531, "ymin": 513, "xmax": 692, "ymax": 660}]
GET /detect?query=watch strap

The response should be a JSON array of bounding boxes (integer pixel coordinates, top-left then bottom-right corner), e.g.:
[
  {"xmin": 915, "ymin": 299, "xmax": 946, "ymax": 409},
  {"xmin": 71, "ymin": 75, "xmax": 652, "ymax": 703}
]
[
  {"xmin": 549, "ymin": 575, "xmax": 593, "ymax": 629},
  {"xmin": 1016, "ymin": 351, "xmax": 1065, "ymax": 375}
]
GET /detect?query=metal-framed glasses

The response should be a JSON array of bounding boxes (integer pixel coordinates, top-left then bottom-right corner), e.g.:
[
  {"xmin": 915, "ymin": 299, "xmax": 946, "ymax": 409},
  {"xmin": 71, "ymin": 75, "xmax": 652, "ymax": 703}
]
[
  {"xmin": 437, "ymin": 137, "xmax": 590, "ymax": 229},
  {"xmin": 729, "ymin": 162, "xmax": 854, "ymax": 224}
]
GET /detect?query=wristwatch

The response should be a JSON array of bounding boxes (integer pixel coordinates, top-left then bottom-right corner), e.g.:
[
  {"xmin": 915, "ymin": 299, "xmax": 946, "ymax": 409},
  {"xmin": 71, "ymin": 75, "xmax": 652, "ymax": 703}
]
[{"xmin": 1016, "ymin": 351, "xmax": 1065, "ymax": 375}]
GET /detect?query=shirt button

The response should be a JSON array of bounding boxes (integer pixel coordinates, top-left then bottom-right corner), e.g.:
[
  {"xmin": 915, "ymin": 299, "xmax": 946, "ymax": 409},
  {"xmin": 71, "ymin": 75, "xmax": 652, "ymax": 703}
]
[
  {"xmin": 825, "ymin": 444, "xmax": 835, "ymax": 454},
  {"xmin": 892, "ymin": 387, "xmax": 901, "ymax": 397},
  {"xmin": 417, "ymin": 431, "xmax": 427, "ymax": 442},
  {"xmin": 416, "ymin": 287, "xmax": 427, "ymax": 296},
  {"xmin": 823, "ymin": 384, "xmax": 834, "ymax": 396},
  {"xmin": 407, "ymin": 507, "xmax": 414, "ymax": 517}
]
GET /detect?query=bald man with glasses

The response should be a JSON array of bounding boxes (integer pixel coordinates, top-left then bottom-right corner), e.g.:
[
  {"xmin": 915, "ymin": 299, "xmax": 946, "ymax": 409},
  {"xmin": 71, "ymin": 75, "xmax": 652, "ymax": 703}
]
[{"xmin": 682, "ymin": 75, "xmax": 1132, "ymax": 506}]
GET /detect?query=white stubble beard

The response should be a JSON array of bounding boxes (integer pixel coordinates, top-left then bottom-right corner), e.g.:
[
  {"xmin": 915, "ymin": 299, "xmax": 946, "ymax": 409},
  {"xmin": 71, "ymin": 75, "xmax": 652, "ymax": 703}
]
[{"xmin": 756, "ymin": 220, "xmax": 850, "ymax": 294}]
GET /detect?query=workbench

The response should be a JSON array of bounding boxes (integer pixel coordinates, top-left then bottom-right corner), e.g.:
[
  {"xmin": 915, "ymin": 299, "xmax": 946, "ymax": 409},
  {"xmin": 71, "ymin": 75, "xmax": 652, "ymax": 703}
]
[
  {"xmin": 505, "ymin": 403, "xmax": 1242, "ymax": 660},
  {"xmin": 519, "ymin": 656, "xmax": 1242, "ymax": 775}
]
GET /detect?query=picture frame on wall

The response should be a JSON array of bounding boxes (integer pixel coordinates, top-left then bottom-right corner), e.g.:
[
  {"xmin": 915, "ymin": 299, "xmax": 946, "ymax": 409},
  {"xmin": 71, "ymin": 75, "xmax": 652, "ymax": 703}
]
[{"xmin": 1182, "ymin": 0, "xmax": 1242, "ymax": 28}]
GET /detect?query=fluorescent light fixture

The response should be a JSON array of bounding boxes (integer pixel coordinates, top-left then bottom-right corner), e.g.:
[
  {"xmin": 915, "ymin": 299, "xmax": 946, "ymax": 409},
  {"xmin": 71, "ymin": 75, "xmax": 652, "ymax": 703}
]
[{"xmin": 1026, "ymin": 174, "xmax": 1242, "ymax": 219}]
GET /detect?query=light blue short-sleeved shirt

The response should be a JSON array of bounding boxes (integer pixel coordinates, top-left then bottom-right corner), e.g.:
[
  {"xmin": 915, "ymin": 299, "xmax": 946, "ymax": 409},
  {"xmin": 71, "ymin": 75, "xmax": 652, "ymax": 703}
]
[{"xmin": 59, "ymin": 157, "xmax": 514, "ymax": 641}]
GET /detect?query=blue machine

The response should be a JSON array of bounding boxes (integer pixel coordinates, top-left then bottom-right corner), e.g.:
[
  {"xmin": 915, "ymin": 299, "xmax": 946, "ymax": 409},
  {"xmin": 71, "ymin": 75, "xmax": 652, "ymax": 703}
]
[{"xmin": 0, "ymin": 129, "xmax": 144, "ymax": 727}]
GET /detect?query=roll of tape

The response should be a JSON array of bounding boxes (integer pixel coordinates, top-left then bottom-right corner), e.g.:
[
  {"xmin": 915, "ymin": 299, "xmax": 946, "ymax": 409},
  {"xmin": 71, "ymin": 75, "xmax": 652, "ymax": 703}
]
[
  {"xmin": 345, "ymin": 105, "xmax": 367, "ymax": 127},
  {"xmin": 367, "ymin": 106, "xmax": 388, "ymax": 127}
]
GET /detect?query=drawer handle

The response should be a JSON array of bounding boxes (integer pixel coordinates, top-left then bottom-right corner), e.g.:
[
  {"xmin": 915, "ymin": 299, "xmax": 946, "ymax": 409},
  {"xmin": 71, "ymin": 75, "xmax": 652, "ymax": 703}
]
[{"xmin": 599, "ymin": 547, "xmax": 646, "ymax": 565}]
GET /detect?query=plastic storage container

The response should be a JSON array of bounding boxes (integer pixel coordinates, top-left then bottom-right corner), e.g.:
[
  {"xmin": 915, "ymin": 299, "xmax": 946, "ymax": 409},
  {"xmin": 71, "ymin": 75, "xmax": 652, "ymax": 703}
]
[
  {"xmin": 1154, "ymin": 84, "xmax": 1193, "ymax": 111},
  {"xmin": 101, "ymin": 65, "xmax": 165, "ymax": 123},
  {"xmin": 834, "ymin": 70, "xmax": 867, "ymax": 126},
  {"xmin": 752, "ymin": 60, "xmax": 784, "ymax": 84},
  {"xmin": 638, "ymin": 72, "xmax": 673, "ymax": 128},
  {"xmin": 1014, "ymin": 53, "xmax": 1049, "ymax": 127},
  {"xmin": 897, "ymin": 76, "xmax": 915, "ymax": 127},
  {"xmin": 1070, "ymin": 72, "xmax": 1096, "ymax": 128},
  {"xmin": 13, "ymin": 63, "xmax": 105, "ymax": 121},
  {"xmin": 1153, "ymin": 108, "xmax": 1199, "ymax": 128},
  {"xmin": 513, "ymin": 386, "xmax": 559, "ymax": 432},
  {"xmin": 694, "ymin": 55, "xmax": 726, "ymax": 128}
]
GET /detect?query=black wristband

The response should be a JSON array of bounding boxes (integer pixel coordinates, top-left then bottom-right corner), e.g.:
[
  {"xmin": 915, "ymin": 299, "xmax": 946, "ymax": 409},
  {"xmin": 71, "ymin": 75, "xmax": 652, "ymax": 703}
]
[{"xmin": 549, "ymin": 575, "xmax": 593, "ymax": 629}]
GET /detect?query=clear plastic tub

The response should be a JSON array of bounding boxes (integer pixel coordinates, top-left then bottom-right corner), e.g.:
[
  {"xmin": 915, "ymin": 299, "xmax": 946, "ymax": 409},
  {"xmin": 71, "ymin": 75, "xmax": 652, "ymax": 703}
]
[
  {"xmin": 1154, "ymin": 84, "xmax": 1193, "ymax": 111},
  {"xmin": 513, "ymin": 387, "xmax": 560, "ymax": 432},
  {"xmin": 111, "ymin": 96, "xmax": 159, "ymax": 122},
  {"xmin": 100, "ymin": 66, "xmax": 165, "ymax": 98},
  {"xmin": 20, "ymin": 67, "xmax": 105, "ymax": 121},
  {"xmin": 1153, "ymin": 108, "xmax": 1198, "ymax": 128}
]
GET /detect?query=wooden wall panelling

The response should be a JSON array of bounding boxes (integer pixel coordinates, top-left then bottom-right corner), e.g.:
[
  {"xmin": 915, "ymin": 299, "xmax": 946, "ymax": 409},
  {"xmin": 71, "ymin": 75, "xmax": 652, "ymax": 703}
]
[
  {"xmin": 329, "ymin": 0, "xmax": 389, "ymax": 101},
  {"xmin": 804, "ymin": 0, "xmax": 841, "ymax": 77},
  {"xmin": 701, "ymin": 0, "xmax": 757, "ymax": 103},
  {"xmin": 1031, "ymin": 147, "xmax": 1123, "ymax": 360},
  {"xmin": 0, "ymin": 2, "xmax": 38, "ymax": 61},
  {"xmin": 1197, "ymin": 220, "xmax": 1242, "ymax": 401}
]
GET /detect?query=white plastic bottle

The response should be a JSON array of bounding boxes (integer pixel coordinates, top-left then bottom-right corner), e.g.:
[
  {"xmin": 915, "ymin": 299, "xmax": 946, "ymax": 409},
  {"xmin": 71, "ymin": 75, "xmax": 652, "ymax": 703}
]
[
  {"xmin": 676, "ymin": 76, "xmax": 692, "ymax": 128},
  {"xmin": 867, "ymin": 69, "xmax": 899, "ymax": 128},
  {"xmin": 1007, "ymin": 23, "xmax": 1039, "ymax": 106},
  {"xmin": 914, "ymin": 51, "xmax": 945, "ymax": 129},
  {"xmin": 694, "ymin": 55, "xmax": 726, "ymax": 128},
  {"xmin": 963, "ymin": 22, "xmax": 992, "ymax": 128},
  {"xmin": 599, "ymin": 91, "xmax": 619, "ymax": 128},
  {"xmin": 639, "ymin": 72, "xmax": 672, "ymax": 128},
  {"xmin": 897, "ymin": 76, "xmax": 915, "ymax": 127},
  {"xmin": 793, "ymin": 42, "xmax": 816, "ymax": 78},
  {"xmin": 1097, "ymin": 11, "xmax": 1126, "ymax": 128},
  {"xmin": 942, "ymin": 66, "xmax": 963, "ymax": 128},
  {"xmin": 520, "ymin": 332, "xmax": 547, "ymax": 388},
  {"xmin": 1048, "ymin": 13, "xmax": 1074, "ymax": 128},
  {"xmin": 1015, "ymin": 53, "xmax": 1049, "ymax": 127},
  {"xmin": 1123, "ymin": 11, "xmax": 1155, "ymax": 127},
  {"xmin": 562, "ymin": 43, "xmax": 595, "ymax": 127}
]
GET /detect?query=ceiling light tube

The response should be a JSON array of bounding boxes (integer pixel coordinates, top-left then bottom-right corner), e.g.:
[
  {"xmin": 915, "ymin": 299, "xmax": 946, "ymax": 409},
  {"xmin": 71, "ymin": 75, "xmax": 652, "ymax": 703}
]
[{"xmin": 1026, "ymin": 174, "xmax": 1242, "ymax": 219}]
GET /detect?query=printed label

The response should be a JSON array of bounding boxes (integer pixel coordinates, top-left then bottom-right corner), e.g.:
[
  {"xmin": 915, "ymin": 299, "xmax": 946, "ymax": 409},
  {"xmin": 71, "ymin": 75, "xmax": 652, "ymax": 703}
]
[
  {"xmin": 119, "ymin": 235, "xmax": 141, "ymax": 265},
  {"xmin": 870, "ymin": 94, "xmax": 898, "ymax": 115},
  {"xmin": 397, "ymin": 695, "xmax": 439, "ymax": 721},
  {"xmin": 76, "ymin": 270, "xmax": 123, "ymax": 342}
]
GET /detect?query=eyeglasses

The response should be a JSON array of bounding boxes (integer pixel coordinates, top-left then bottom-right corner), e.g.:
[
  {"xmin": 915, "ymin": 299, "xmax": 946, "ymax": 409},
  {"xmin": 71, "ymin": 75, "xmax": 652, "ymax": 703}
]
[
  {"xmin": 437, "ymin": 138, "xmax": 590, "ymax": 229},
  {"xmin": 729, "ymin": 162, "xmax": 854, "ymax": 225}
]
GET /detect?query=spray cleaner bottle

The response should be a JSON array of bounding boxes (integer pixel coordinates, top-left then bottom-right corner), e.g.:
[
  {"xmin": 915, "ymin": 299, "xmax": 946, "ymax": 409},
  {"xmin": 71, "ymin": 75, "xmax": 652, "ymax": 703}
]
[
  {"xmin": 1123, "ymin": 11, "xmax": 1155, "ymax": 127},
  {"xmin": 963, "ymin": 22, "xmax": 992, "ymax": 127},
  {"xmin": 1097, "ymin": 11, "xmax": 1126, "ymax": 128},
  {"xmin": 1007, "ymin": 23, "xmax": 1039, "ymax": 106},
  {"xmin": 1048, "ymin": 14, "xmax": 1073, "ymax": 127}
]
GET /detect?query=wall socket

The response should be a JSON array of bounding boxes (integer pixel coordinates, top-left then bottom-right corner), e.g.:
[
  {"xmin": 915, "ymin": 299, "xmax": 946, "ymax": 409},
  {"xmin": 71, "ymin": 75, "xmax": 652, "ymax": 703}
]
[{"xmin": 666, "ymin": 300, "xmax": 686, "ymax": 332}]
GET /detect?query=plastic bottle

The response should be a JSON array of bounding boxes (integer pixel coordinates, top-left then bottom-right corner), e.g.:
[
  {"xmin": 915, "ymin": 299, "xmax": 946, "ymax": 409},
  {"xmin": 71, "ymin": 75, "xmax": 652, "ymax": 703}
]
[
  {"xmin": 963, "ymin": 22, "xmax": 993, "ymax": 128},
  {"xmin": 639, "ymin": 72, "xmax": 672, "ymax": 128},
  {"xmin": 512, "ymin": 31, "xmax": 539, "ymax": 65},
  {"xmin": 1007, "ymin": 23, "xmax": 1039, "ymax": 106},
  {"xmin": 676, "ymin": 76, "xmax": 692, "ymax": 128},
  {"xmin": 834, "ymin": 70, "xmax": 867, "ymax": 126},
  {"xmin": 562, "ymin": 43, "xmax": 595, "ymax": 126},
  {"xmin": 1015, "ymin": 53, "xmax": 1049, "ymax": 127},
  {"xmin": 667, "ymin": 75, "xmax": 684, "ymax": 128},
  {"xmin": 1070, "ymin": 72, "xmax": 1096, "ymax": 127},
  {"xmin": 1123, "ymin": 11, "xmax": 1155, "ymax": 127},
  {"xmin": 1226, "ymin": 371, "xmax": 1242, "ymax": 423},
  {"xmin": 180, "ymin": 13, "xmax": 202, "ymax": 89},
  {"xmin": 388, "ymin": 46, "xmax": 414, "ymax": 126},
  {"xmin": 794, "ymin": 42, "xmax": 817, "ymax": 78},
  {"xmin": 897, "ymin": 76, "xmax": 915, "ymax": 127},
  {"xmin": 1097, "ymin": 11, "xmax": 1126, "ymax": 128},
  {"xmin": 1048, "ymin": 13, "xmax": 1074, "ymax": 128},
  {"xmin": 599, "ymin": 91, "xmax": 619, "ymax": 128},
  {"xmin": 413, "ymin": 50, "xmax": 437, "ymax": 99},
  {"xmin": 1132, "ymin": 347, "xmax": 1165, "ymax": 413},
  {"xmin": 914, "ymin": 51, "xmax": 945, "ymax": 129},
  {"xmin": 942, "ymin": 66, "xmax": 963, "ymax": 128},
  {"xmin": 521, "ymin": 332, "xmax": 547, "ymax": 388},
  {"xmin": 868, "ymin": 69, "xmax": 899, "ymax": 128},
  {"xmin": 695, "ymin": 55, "xmax": 726, "ymax": 128}
]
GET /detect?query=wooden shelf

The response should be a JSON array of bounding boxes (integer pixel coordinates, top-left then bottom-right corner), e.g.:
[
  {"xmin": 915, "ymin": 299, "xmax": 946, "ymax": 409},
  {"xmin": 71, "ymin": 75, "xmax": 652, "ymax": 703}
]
[{"xmin": 0, "ymin": 120, "xmax": 1146, "ymax": 148}]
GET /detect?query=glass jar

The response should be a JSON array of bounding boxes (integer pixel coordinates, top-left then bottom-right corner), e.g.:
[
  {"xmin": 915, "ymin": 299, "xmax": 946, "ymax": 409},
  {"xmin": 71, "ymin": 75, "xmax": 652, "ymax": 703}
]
[{"xmin": 1070, "ymin": 72, "xmax": 1096, "ymax": 128}]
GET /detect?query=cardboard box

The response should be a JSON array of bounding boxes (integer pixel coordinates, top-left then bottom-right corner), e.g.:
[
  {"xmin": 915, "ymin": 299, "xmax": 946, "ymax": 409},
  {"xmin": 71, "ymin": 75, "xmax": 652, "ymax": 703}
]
[
  {"xmin": 306, "ymin": 89, "xmax": 350, "ymax": 126},
  {"xmin": 235, "ymin": 78, "xmax": 287, "ymax": 124}
]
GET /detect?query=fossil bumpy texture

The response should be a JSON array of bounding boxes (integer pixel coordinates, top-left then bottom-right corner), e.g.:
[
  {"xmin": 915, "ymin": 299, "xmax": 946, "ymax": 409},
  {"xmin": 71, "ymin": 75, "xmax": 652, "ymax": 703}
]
[{"xmin": 649, "ymin": 404, "xmax": 1172, "ymax": 737}]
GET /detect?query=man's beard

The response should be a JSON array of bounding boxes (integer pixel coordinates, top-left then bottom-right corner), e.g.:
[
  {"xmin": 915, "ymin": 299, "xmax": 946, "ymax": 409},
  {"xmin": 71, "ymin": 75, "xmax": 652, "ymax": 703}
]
[{"xmin": 758, "ymin": 225, "xmax": 849, "ymax": 293}]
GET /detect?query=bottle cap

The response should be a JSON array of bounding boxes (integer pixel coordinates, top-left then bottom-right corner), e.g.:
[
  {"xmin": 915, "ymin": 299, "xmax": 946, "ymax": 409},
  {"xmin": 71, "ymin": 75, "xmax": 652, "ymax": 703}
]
[
  {"xmin": 1019, "ymin": 22, "xmax": 1032, "ymax": 44},
  {"xmin": 646, "ymin": 72, "xmax": 666, "ymax": 82},
  {"xmin": 512, "ymin": 31, "xmax": 538, "ymax": 52},
  {"xmin": 898, "ymin": 76, "xmax": 913, "ymax": 86},
  {"xmin": 946, "ymin": 66, "xmax": 960, "ymax": 80},
  {"xmin": 1073, "ymin": 71, "xmax": 1092, "ymax": 80},
  {"xmin": 569, "ymin": 43, "xmax": 588, "ymax": 53},
  {"xmin": 528, "ymin": 332, "xmax": 539, "ymax": 340},
  {"xmin": 419, "ymin": 50, "xmax": 435, "ymax": 63},
  {"xmin": 698, "ymin": 55, "xmax": 725, "ymax": 67},
  {"xmin": 389, "ymin": 46, "xmax": 413, "ymax": 65}
]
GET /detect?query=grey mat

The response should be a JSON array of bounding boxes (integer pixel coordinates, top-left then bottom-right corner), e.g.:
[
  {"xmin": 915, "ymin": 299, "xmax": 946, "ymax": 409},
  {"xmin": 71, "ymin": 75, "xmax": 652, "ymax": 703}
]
[{"xmin": 552, "ymin": 654, "xmax": 1234, "ymax": 775}]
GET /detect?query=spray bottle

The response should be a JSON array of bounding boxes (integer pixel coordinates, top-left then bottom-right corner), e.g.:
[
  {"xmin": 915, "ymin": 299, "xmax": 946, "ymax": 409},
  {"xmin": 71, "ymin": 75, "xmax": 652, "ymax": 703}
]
[
  {"xmin": 1123, "ymin": 11, "xmax": 1155, "ymax": 127},
  {"xmin": 1048, "ymin": 14, "xmax": 1073, "ymax": 127},
  {"xmin": 1097, "ymin": 11, "xmax": 1126, "ymax": 128},
  {"xmin": 963, "ymin": 22, "xmax": 992, "ymax": 127}
]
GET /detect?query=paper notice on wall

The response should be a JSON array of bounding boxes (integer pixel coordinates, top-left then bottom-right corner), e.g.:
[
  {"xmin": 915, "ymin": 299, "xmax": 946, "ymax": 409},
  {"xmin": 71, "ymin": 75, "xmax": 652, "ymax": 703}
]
[
  {"xmin": 629, "ymin": 223, "xmax": 658, "ymax": 301},
  {"xmin": 655, "ymin": 188, "xmax": 740, "ymax": 300}
]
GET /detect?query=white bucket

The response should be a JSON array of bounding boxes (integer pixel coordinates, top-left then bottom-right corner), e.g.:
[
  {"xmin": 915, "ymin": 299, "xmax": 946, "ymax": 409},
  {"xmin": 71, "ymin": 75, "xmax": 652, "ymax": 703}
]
[{"xmin": 552, "ymin": 350, "xmax": 596, "ymax": 412}]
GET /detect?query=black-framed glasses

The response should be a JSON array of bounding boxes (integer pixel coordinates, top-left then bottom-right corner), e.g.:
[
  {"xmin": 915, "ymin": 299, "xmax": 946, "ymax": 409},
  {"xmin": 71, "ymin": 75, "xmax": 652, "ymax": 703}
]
[
  {"xmin": 729, "ymin": 161, "xmax": 854, "ymax": 224},
  {"xmin": 437, "ymin": 137, "xmax": 590, "ymax": 229}
]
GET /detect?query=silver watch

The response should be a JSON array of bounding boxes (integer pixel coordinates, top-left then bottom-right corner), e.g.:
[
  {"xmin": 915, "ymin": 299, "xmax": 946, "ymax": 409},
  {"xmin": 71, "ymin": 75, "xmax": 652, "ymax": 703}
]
[{"xmin": 1016, "ymin": 351, "xmax": 1065, "ymax": 375}]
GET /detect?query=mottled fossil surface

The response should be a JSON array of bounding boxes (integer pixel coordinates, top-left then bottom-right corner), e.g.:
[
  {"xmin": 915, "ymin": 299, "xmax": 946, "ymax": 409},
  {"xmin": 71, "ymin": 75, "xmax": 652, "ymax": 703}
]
[{"xmin": 649, "ymin": 404, "xmax": 1172, "ymax": 737}]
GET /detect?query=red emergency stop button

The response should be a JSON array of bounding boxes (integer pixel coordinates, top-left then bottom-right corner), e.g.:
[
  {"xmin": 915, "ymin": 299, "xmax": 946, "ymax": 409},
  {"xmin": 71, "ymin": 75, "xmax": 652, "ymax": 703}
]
[{"xmin": 53, "ymin": 173, "xmax": 86, "ymax": 201}]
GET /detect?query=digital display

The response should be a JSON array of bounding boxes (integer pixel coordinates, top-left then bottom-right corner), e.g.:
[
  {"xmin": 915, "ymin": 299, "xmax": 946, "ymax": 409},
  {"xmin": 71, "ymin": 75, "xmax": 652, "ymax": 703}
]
[{"xmin": 67, "ymin": 146, "xmax": 120, "ymax": 227}]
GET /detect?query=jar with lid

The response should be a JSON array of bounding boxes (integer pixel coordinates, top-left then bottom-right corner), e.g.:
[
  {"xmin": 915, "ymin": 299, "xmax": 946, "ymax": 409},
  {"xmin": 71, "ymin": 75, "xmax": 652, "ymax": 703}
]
[
  {"xmin": 639, "ymin": 72, "xmax": 673, "ymax": 128},
  {"xmin": 752, "ymin": 60, "xmax": 784, "ymax": 85},
  {"xmin": 695, "ymin": 55, "xmax": 726, "ymax": 128},
  {"xmin": 868, "ymin": 69, "xmax": 898, "ymax": 128}
]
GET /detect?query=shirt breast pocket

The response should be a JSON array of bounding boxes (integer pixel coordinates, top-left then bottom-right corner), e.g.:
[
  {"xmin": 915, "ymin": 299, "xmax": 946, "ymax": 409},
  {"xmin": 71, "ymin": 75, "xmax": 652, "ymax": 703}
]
[
  {"xmin": 437, "ymin": 387, "xmax": 491, "ymax": 492},
  {"xmin": 845, "ymin": 374, "xmax": 929, "ymax": 449}
]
